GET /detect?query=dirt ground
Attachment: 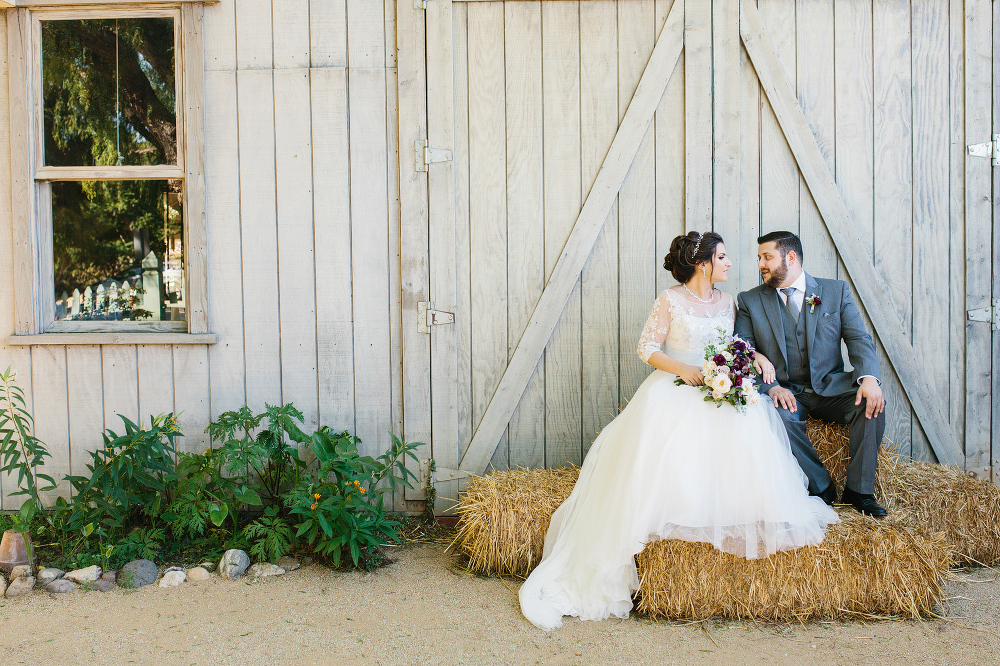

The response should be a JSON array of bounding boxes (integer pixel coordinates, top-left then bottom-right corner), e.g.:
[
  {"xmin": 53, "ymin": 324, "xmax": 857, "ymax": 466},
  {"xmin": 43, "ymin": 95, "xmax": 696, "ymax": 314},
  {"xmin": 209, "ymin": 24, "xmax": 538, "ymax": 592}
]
[{"xmin": 1, "ymin": 542, "xmax": 998, "ymax": 666}]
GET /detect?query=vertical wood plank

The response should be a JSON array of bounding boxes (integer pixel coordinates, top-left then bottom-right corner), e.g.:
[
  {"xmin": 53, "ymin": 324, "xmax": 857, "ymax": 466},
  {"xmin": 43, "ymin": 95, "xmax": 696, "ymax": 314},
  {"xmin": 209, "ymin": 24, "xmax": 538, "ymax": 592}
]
[
  {"xmin": 964, "ymin": 0, "xmax": 993, "ymax": 470},
  {"xmin": 738, "ymin": 38, "xmax": 761, "ymax": 293},
  {"xmin": 910, "ymin": 0, "xmax": 949, "ymax": 462},
  {"xmin": 101, "ymin": 345, "xmax": 139, "ymax": 433},
  {"xmin": 618, "ymin": 0, "xmax": 657, "ymax": 402},
  {"xmin": 236, "ymin": 69, "xmax": 282, "ymax": 412},
  {"xmin": 65, "ymin": 346, "xmax": 104, "ymax": 489},
  {"xmin": 467, "ymin": 1, "xmax": 509, "ymax": 470},
  {"xmin": 872, "ymin": 0, "xmax": 914, "ymax": 455},
  {"xmin": 137, "ymin": 346, "xmax": 175, "ymax": 423},
  {"xmin": 504, "ymin": 1, "xmax": 545, "ymax": 469},
  {"xmin": 173, "ymin": 345, "xmax": 211, "ymax": 454},
  {"xmin": 581, "ymin": 0, "xmax": 619, "ymax": 456},
  {"xmin": 183, "ymin": 4, "xmax": 210, "ymax": 335},
  {"xmin": 654, "ymin": 0, "xmax": 684, "ymax": 295},
  {"xmin": 395, "ymin": 0, "xmax": 431, "ymax": 497},
  {"xmin": 275, "ymin": 69, "xmax": 319, "ymax": 432},
  {"xmin": 312, "ymin": 67, "xmax": 356, "ymax": 433},
  {"xmin": 712, "ymin": 0, "xmax": 740, "ymax": 298},
  {"xmin": 203, "ymin": 0, "xmax": 236, "ymax": 71},
  {"xmin": 205, "ymin": 70, "xmax": 247, "ymax": 420},
  {"xmin": 347, "ymin": 0, "xmax": 386, "ymax": 70},
  {"xmin": 235, "ymin": 0, "xmax": 273, "ymax": 70},
  {"xmin": 759, "ymin": 0, "xmax": 799, "ymax": 233},
  {"xmin": 272, "ymin": 0, "xmax": 310, "ymax": 69},
  {"xmin": 453, "ymin": 2, "xmax": 474, "ymax": 461},
  {"xmin": 992, "ymin": 0, "xmax": 1000, "ymax": 481},
  {"xmin": 541, "ymin": 1, "xmax": 582, "ymax": 467},
  {"xmin": 311, "ymin": 0, "xmax": 347, "ymax": 68},
  {"xmin": 948, "ymin": 0, "xmax": 966, "ymax": 466},
  {"xmin": 348, "ymin": 59, "xmax": 392, "ymax": 457},
  {"xmin": 31, "ymin": 347, "xmax": 67, "ymax": 505},
  {"xmin": 684, "ymin": 0, "xmax": 711, "ymax": 231}
]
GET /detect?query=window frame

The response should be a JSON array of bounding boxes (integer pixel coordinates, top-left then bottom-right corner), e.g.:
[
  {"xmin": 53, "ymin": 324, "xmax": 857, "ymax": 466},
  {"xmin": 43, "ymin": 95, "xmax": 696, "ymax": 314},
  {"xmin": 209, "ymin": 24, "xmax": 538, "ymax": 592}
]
[{"xmin": 6, "ymin": 2, "xmax": 213, "ymax": 344}]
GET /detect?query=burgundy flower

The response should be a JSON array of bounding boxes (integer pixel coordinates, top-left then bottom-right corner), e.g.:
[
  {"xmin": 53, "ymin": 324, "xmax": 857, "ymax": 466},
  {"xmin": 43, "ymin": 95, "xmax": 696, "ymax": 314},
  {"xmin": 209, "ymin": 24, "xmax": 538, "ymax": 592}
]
[
  {"xmin": 734, "ymin": 376, "xmax": 743, "ymax": 387},
  {"xmin": 713, "ymin": 354, "xmax": 727, "ymax": 366}
]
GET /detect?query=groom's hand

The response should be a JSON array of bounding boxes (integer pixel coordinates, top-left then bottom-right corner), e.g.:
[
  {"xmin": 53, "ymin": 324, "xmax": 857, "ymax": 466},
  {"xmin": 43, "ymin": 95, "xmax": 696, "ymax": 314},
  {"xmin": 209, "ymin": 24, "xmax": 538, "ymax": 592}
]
[
  {"xmin": 767, "ymin": 386, "xmax": 797, "ymax": 413},
  {"xmin": 856, "ymin": 377, "xmax": 885, "ymax": 419}
]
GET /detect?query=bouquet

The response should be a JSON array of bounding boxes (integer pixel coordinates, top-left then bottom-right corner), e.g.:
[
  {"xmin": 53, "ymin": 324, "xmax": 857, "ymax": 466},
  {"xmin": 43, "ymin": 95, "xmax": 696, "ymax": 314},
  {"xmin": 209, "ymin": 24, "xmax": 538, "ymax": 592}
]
[{"xmin": 675, "ymin": 330, "xmax": 762, "ymax": 413}]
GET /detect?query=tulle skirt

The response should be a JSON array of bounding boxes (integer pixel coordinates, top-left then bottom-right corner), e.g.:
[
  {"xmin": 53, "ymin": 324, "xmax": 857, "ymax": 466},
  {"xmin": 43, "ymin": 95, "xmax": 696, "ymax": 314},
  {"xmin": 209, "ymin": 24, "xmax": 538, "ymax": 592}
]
[{"xmin": 518, "ymin": 369, "xmax": 839, "ymax": 631}]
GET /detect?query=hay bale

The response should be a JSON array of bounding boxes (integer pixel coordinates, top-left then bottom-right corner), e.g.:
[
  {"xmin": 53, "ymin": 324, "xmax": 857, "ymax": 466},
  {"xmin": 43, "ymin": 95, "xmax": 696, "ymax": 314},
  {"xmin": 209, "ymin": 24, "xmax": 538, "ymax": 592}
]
[
  {"xmin": 806, "ymin": 418, "xmax": 1000, "ymax": 566},
  {"xmin": 452, "ymin": 467, "xmax": 579, "ymax": 576},
  {"xmin": 635, "ymin": 510, "xmax": 951, "ymax": 621}
]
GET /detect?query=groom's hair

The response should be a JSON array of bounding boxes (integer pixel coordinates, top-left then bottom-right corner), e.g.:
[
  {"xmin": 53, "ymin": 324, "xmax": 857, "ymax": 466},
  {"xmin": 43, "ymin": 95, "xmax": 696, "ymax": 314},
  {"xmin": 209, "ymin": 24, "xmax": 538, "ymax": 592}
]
[{"xmin": 757, "ymin": 231, "xmax": 803, "ymax": 264}]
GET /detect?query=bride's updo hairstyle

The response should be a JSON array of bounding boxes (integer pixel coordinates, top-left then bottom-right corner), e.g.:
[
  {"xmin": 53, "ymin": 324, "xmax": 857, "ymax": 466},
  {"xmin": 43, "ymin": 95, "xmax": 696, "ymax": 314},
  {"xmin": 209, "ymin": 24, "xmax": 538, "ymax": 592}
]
[{"xmin": 663, "ymin": 231, "xmax": 724, "ymax": 283}]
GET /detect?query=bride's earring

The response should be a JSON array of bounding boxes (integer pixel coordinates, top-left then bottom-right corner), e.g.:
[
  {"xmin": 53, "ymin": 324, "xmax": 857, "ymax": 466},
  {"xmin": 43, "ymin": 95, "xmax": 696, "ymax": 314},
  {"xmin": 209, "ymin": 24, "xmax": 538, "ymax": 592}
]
[{"xmin": 702, "ymin": 266, "xmax": 707, "ymax": 279}]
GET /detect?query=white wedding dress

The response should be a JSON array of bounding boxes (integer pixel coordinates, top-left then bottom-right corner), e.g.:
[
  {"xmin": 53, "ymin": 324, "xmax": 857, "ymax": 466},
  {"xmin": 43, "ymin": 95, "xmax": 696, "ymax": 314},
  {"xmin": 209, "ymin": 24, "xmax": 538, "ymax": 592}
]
[{"xmin": 518, "ymin": 288, "xmax": 839, "ymax": 631}]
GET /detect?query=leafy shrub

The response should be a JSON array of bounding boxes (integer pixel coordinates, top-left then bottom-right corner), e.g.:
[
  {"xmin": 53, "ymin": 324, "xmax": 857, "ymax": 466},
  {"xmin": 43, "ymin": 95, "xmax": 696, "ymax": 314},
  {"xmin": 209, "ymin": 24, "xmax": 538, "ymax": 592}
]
[
  {"xmin": 243, "ymin": 506, "xmax": 294, "ymax": 562},
  {"xmin": 288, "ymin": 429, "xmax": 421, "ymax": 567}
]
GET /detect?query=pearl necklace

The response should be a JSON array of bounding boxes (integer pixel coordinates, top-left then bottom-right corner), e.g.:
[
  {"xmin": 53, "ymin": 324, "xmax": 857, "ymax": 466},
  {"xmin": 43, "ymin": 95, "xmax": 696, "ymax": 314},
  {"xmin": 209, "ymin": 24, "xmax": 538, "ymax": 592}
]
[{"xmin": 682, "ymin": 283, "xmax": 718, "ymax": 304}]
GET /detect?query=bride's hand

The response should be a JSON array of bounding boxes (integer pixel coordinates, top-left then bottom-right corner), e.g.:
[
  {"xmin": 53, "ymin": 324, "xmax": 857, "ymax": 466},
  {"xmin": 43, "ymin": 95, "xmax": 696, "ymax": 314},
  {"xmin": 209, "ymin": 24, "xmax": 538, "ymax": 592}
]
[
  {"xmin": 678, "ymin": 364, "xmax": 705, "ymax": 386},
  {"xmin": 753, "ymin": 354, "xmax": 776, "ymax": 384}
]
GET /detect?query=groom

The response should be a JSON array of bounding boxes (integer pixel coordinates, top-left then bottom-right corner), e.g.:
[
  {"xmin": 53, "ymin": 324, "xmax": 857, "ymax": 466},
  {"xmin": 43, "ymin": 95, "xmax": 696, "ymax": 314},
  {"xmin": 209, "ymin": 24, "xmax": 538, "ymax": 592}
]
[{"xmin": 734, "ymin": 231, "xmax": 887, "ymax": 518}]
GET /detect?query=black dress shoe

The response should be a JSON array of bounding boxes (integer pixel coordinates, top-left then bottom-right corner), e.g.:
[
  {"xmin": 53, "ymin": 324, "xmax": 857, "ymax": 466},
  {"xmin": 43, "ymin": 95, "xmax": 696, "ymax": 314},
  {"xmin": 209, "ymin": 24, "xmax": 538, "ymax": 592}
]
[
  {"xmin": 810, "ymin": 484, "xmax": 837, "ymax": 506},
  {"xmin": 841, "ymin": 487, "xmax": 888, "ymax": 518}
]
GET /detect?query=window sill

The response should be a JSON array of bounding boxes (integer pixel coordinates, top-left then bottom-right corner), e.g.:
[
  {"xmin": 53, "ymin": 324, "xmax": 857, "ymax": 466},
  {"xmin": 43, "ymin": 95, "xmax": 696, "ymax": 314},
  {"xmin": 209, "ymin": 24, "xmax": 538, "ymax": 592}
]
[{"xmin": 5, "ymin": 333, "xmax": 218, "ymax": 345}]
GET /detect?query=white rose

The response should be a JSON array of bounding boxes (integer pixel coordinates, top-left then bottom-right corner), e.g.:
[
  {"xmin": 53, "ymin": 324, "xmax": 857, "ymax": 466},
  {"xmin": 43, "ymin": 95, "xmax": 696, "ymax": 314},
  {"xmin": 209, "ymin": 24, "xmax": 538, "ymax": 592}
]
[
  {"xmin": 721, "ymin": 351, "xmax": 734, "ymax": 362},
  {"xmin": 712, "ymin": 389, "xmax": 726, "ymax": 400},
  {"xmin": 709, "ymin": 374, "xmax": 732, "ymax": 394},
  {"xmin": 703, "ymin": 360, "xmax": 717, "ymax": 374}
]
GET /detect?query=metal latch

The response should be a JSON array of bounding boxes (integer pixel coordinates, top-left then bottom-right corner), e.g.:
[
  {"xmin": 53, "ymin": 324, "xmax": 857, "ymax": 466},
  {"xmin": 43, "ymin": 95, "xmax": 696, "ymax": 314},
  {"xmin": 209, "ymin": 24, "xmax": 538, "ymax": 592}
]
[
  {"xmin": 967, "ymin": 134, "xmax": 999, "ymax": 166},
  {"xmin": 417, "ymin": 301, "xmax": 455, "ymax": 333},
  {"xmin": 967, "ymin": 299, "xmax": 1000, "ymax": 330},
  {"xmin": 415, "ymin": 139, "xmax": 453, "ymax": 172}
]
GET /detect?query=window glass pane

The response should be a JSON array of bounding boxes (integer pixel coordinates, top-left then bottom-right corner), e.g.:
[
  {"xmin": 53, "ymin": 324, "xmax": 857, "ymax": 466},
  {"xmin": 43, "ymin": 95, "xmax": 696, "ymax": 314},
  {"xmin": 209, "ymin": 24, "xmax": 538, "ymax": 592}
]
[
  {"xmin": 52, "ymin": 180, "xmax": 185, "ymax": 324},
  {"xmin": 42, "ymin": 18, "xmax": 177, "ymax": 167}
]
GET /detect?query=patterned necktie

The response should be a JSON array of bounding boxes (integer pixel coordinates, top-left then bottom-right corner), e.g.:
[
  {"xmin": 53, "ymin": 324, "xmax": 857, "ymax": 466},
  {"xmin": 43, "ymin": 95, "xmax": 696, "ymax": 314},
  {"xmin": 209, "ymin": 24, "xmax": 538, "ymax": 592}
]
[{"xmin": 781, "ymin": 287, "xmax": 800, "ymax": 322}]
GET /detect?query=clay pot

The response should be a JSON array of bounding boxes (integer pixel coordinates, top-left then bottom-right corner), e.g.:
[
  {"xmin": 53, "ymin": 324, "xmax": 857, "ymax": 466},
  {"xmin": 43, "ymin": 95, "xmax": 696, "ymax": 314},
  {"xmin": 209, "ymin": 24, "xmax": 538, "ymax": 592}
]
[{"xmin": 0, "ymin": 529, "xmax": 34, "ymax": 571}]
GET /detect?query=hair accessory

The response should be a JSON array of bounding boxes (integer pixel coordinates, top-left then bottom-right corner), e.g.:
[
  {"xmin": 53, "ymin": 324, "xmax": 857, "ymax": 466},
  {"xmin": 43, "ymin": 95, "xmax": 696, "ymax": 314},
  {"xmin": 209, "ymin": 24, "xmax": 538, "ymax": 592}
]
[{"xmin": 691, "ymin": 233, "xmax": 703, "ymax": 257}]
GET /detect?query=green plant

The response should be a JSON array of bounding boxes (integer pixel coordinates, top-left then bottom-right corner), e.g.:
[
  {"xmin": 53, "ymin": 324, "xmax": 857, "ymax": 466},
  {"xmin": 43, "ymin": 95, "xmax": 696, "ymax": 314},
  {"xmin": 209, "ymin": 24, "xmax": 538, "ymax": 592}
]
[
  {"xmin": 288, "ymin": 430, "xmax": 422, "ymax": 567},
  {"xmin": 243, "ymin": 506, "xmax": 294, "ymax": 562},
  {"xmin": 206, "ymin": 403, "xmax": 310, "ymax": 507},
  {"xmin": 118, "ymin": 567, "xmax": 136, "ymax": 589},
  {"xmin": 0, "ymin": 367, "xmax": 58, "ymax": 562},
  {"xmin": 112, "ymin": 527, "xmax": 165, "ymax": 566},
  {"xmin": 64, "ymin": 413, "xmax": 180, "ymax": 535}
]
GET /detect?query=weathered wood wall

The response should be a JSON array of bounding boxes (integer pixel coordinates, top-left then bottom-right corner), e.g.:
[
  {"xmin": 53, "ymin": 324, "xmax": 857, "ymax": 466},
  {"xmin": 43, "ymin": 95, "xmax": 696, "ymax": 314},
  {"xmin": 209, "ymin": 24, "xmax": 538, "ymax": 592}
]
[
  {"xmin": 440, "ymin": 0, "xmax": 993, "ymax": 474},
  {"xmin": 0, "ymin": 0, "xmax": 406, "ymax": 509}
]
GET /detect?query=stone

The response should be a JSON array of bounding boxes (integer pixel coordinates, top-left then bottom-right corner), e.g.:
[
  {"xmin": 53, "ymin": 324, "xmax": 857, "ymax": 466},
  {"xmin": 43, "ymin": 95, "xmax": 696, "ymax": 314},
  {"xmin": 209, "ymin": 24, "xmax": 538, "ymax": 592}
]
[
  {"xmin": 198, "ymin": 561, "xmax": 215, "ymax": 571},
  {"xmin": 0, "ymin": 573, "xmax": 6, "ymax": 597},
  {"xmin": 90, "ymin": 580, "xmax": 115, "ymax": 593},
  {"xmin": 247, "ymin": 563, "xmax": 285, "ymax": 577},
  {"xmin": 158, "ymin": 570, "xmax": 186, "ymax": 588},
  {"xmin": 37, "ymin": 568, "xmax": 64, "ymax": 585},
  {"xmin": 301, "ymin": 556, "xmax": 314, "ymax": 566},
  {"xmin": 120, "ymin": 559, "xmax": 158, "ymax": 588},
  {"xmin": 6, "ymin": 576, "xmax": 34, "ymax": 597},
  {"xmin": 276, "ymin": 556, "xmax": 301, "ymax": 572},
  {"xmin": 101, "ymin": 571, "xmax": 117, "ymax": 583},
  {"xmin": 186, "ymin": 567, "xmax": 211, "ymax": 582},
  {"xmin": 10, "ymin": 565, "xmax": 32, "ymax": 579},
  {"xmin": 64, "ymin": 565, "xmax": 101, "ymax": 584},
  {"xmin": 45, "ymin": 579, "xmax": 76, "ymax": 594},
  {"xmin": 218, "ymin": 549, "xmax": 250, "ymax": 580}
]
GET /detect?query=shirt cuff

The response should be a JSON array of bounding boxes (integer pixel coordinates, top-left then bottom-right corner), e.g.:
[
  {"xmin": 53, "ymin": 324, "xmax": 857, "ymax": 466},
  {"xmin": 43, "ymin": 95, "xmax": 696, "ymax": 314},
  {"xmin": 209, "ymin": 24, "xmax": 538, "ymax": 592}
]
[{"xmin": 857, "ymin": 375, "xmax": 880, "ymax": 385}]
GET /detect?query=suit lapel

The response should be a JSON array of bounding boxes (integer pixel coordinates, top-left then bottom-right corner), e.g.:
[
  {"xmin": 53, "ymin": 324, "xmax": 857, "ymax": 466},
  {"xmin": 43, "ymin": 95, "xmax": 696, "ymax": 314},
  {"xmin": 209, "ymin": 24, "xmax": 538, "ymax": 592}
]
[
  {"xmin": 760, "ymin": 286, "xmax": 787, "ymax": 362},
  {"xmin": 804, "ymin": 273, "xmax": 822, "ymax": 354}
]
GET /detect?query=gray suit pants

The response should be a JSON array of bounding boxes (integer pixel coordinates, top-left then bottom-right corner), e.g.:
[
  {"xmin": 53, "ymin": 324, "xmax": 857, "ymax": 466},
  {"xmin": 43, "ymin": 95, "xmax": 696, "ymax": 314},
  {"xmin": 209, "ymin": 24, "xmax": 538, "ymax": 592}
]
[{"xmin": 775, "ymin": 390, "xmax": 884, "ymax": 495}]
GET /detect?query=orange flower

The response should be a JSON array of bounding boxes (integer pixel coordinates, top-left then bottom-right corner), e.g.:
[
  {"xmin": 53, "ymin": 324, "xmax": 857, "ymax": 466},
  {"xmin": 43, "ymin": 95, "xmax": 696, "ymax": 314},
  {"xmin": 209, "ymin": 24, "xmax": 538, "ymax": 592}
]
[
  {"xmin": 359, "ymin": 487, "xmax": 366, "ymax": 495},
  {"xmin": 313, "ymin": 493, "xmax": 321, "ymax": 500},
  {"xmin": 353, "ymin": 480, "xmax": 360, "ymax": 486},
  {"xmin": 310, "ymin": 503, "xmax": 318, "ymax": 511}
]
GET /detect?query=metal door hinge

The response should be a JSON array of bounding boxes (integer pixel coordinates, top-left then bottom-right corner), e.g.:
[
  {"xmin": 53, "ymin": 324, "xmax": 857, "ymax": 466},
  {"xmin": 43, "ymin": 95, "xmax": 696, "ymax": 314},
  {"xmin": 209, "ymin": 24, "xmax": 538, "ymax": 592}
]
[
  {"xmin": 967, "ymin": 134, "xmax": 1000, "ymax": 166},
  {"xmin": 414, "ymin": 0, "xmax": 427, "ymax": 8},
  {"xmin": 967, "ymin": 299, "xmax": 1000, "ymax": 330},
  {"xmin": 415, "ymin": 139, "xmax": 453, "ymax": 172},
  {"xmin": 418, "ymin": 301, "xmax": 455, "ymax": 333}
]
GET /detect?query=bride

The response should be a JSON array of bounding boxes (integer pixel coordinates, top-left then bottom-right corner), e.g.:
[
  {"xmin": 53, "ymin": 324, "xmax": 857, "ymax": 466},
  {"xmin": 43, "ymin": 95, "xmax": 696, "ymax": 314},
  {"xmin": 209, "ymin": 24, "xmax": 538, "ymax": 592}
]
[{"xmin": 518, "ymin": 231, "xmax": 839, "ymax": 631}]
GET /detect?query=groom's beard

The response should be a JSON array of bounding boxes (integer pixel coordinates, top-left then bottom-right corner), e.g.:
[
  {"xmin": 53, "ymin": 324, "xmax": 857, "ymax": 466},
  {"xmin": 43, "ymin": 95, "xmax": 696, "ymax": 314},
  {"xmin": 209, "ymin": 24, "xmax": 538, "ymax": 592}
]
[{"xmin": 761, "ymin": 258, "xmax": 789, "ymax": 288}]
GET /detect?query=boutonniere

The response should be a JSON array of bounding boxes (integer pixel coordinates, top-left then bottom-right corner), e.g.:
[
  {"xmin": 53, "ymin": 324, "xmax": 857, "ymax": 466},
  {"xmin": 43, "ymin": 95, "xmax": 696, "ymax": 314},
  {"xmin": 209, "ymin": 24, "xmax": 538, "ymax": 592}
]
[{"xmin": 805, "ymin": 293, "xmax": 822, "ymax": 313}]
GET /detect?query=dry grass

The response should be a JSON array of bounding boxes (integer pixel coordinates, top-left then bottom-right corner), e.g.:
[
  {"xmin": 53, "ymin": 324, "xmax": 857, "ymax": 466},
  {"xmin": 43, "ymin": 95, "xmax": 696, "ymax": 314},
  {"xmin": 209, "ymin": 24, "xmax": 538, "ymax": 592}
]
[
  {"xmin": 451, "ymin": 420, "xmax": 1000, "ymax": 619},
  {"xmin": 635, "ymin": 509, "xmax": 951, "ymax": 621},
  {"xmin": 807, "ymin": 419, "xmax": 1000, "ymax": 566}
]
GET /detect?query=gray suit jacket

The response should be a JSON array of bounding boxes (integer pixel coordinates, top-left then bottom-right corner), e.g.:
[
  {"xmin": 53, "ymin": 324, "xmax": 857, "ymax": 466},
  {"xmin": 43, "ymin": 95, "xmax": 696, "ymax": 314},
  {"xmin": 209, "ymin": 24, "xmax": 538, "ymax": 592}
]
[{"xmin": 734, "ymin": 273, "xmax": 880, "ymax": 397}]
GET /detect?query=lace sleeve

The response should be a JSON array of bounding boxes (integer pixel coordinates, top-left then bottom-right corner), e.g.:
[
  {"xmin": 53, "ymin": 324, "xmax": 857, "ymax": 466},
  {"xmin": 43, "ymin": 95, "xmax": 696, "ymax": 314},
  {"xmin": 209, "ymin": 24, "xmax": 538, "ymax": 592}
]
[{"xmin": 637, "ymin": 291, "xmax": 672, "ymax": 363}]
